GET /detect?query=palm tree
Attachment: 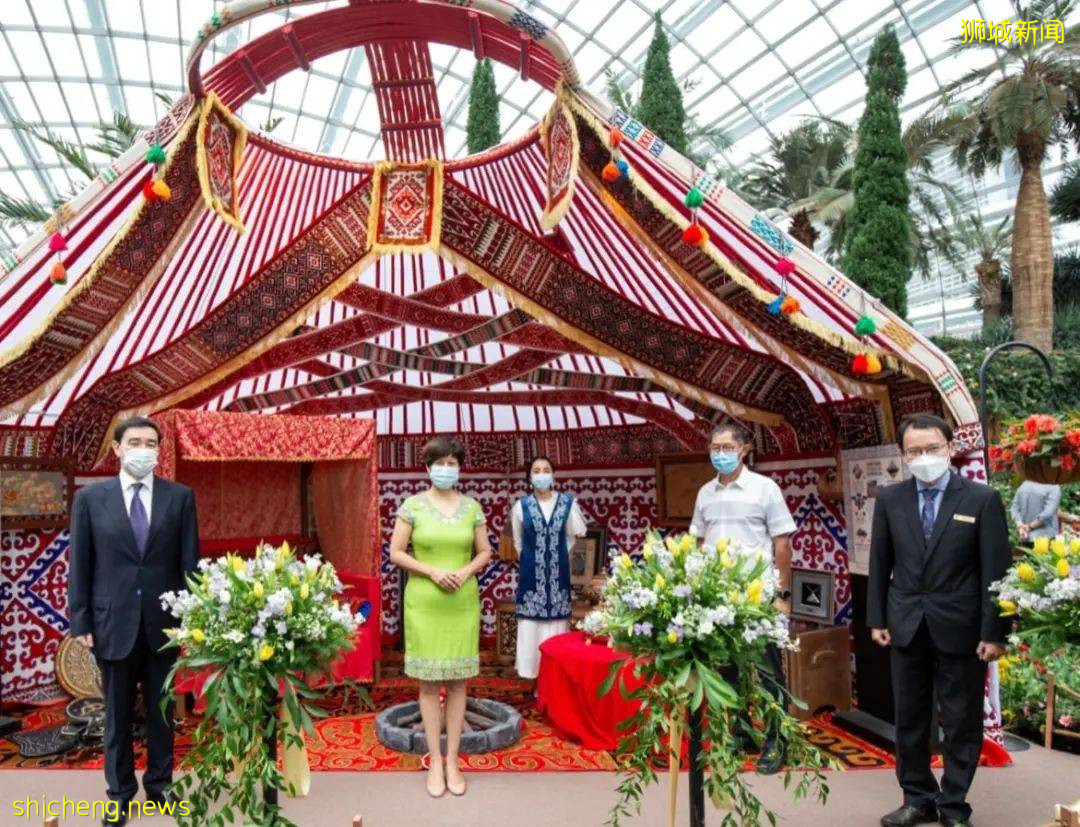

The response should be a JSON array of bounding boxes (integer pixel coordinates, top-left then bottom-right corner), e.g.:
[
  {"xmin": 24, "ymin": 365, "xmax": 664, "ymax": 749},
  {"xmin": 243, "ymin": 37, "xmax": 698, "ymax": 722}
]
[
  {"xmin": 954, "ymin": 211, "xmax": 1013, "ymax": 326},
  {"xmin": 1051, "ymin": 160, "xmax": 1080, "ymax": 222},
  {"xmin": 945, "ymin": 0, "xmax": 1080, "ymax": 350}
]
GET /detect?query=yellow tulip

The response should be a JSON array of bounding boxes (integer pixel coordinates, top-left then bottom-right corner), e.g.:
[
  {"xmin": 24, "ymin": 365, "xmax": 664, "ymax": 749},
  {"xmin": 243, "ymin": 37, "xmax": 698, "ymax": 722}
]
[
  {"xmin": 642, "ymin": 547, "xmax": 653, "ymax": 560},
  {"xmin": 620, "ymin": 554, "xmax": 632, "ymax": 570},
  {"xmin": 655, "ymin": 574, "xmax": 666, "ymax": 589},
  {"xmin": 1057, "ymin": 558, "xmax": 1071, "ymax": 578},
  {"xmin": 665, "ymin": 537, "xmax": 679, "ymax": 555},
  {"xmin": 281, "ymin": 540, "xmax": 292, "ymax": 558},
  {"xmin": 1051, "ymin": 539, "xmax": 1067, "ymax": 558},
  {"xmin": 720, "ymin": 551, "xmax": 734, "ymax": 569},
  {"xmin": 998, "ymin": 598, "xmax": 1017, "ymax": 616},
  {"xmin": 1033, "ymin": 537, "xmax": 1050, "ymax": 555},
  {"xmin": 667, "ymin": 631, "xmax": 678, "ymax": 644},
  {"xmin": 300, "ymin": 583, "xmax": 310, "ymax": 599},
  {"xmin": 747, "ymin": 579, "xmax": 763, "ymax": 605},
  {"xmin": 259, "ymin": 644, "xmax": 274, "ymax": 662},
  {"xmin": 253, "ymin": 582, "xmax": 264, "ymax": 599},
  {"xmin": 679, "ymin": 534, "xmax": 695, "ymax": 553},
  {"xmin": 230, "ymin": 555, "xmax": 245, "ymax": 573},
  {"xmin": 715, "ymin": 538, "xmax": 730, "ymax": 554},
  {"xmin": 1070, "ymin": 538, "xmax": 1080, "ymax": 555},
  {"xmin": 190, "ymin": 629, "xmax": 205, "ymax": 644},
  {"xmin": 290, "ymin": 573, "xmax": 300, "ymax": 586},
  {"xmin": 285, "ymin": 602, "xmax": 293, "ymax": 616},
  {"xmin": 1016, "ymin": 563, "xmax": 1036, "ymax": 582}
]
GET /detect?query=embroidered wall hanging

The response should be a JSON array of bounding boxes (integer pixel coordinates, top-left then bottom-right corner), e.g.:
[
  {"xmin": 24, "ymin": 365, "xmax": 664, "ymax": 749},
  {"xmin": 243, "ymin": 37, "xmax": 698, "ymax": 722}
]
[
  {"xmin": 538, "ymin": 95, "xmax": 579, "ymax": 231},
  {"xmin": 195, "ymin": 92, "xmax": 248, "ymax": 233},
  {"xmin": 367, "ymin": 160, "xmax": 443, "ymax": 254}
]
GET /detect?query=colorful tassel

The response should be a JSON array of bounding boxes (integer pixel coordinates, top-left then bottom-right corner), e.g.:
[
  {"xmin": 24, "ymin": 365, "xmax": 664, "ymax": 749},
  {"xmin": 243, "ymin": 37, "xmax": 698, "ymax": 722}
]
[
  {"xmin": 48, "ymin": 232, "xmax": 67, "ymax": 253},
  {"xmin": 864, "ymin": 353, "xmax": 882, "ymax": 374},
  {"xmin": 602, "ymin": 161, "xmax": 621, "ymax": 182},
  {"xmin": 774, "ymin": 257, "xmax": 795, "ymax": 276},
  {"xmin": 681, "ymin": 224, "xmax": 708, "ymax": 246},
  {"xmin": 142, "ymin": 180, "xmax": 159, "ymax": 202},
  {"xmin": 151, "ymin": 179, "xmax": 172, "ymax": 200},
  {"xmin": 49, "ymin": 260, "xmax": 67, "ymax": 285},
  {"xmin": 609, "ymin": 128, "xmax": 624, "ymax": 148},
  {"xmin": 851, "ymin": 354, "xmax": 869, "ymax": 374},
  {"xmin": 144, "ymin": 144, "xmax": 167, "ymax": 165},
  {"xmin": 767, "ymin": 295, "xmax": 785, "ymax": 315},
  {"xmin": 854, "ymin": 315, "xmax": 877, "ymax": 336},
  {"xmin": 780, "ymin": 295, "xmax": 801, "ymax": 315},
  {"xmin": 615, "ymin": 159, "xmax": 629, "ymax": 179},
  {"xmin": 684, "ymin": 187, "xmax": 704, "ymax": 208}
]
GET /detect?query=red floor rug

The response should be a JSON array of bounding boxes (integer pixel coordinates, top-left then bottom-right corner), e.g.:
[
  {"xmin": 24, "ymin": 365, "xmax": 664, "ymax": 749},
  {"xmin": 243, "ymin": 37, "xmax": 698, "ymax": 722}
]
[{"xmin": 0, "ymin": 678, "xmax": 1008, "ymax": 772}]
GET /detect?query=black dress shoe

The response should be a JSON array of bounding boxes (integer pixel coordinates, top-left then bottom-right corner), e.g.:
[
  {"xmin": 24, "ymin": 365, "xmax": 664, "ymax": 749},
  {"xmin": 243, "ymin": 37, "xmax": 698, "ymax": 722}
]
[
  {"xmin": 102, "ymin": 801, "xmax": 130, "ymax": 826},
  {"xmin": 881, "ymin": 805, "xmax": 938, "ymax": 826},
  {"xmin": 755, "ymin": 740, "xmax": 784, "ymax": 775},
  {"xmin": 939, "ymin": 817, "xmax": 972, "ymax": 826},
  {"xmin": 145, "ymin": 789, "xmax": 182, "ymax": 812}
]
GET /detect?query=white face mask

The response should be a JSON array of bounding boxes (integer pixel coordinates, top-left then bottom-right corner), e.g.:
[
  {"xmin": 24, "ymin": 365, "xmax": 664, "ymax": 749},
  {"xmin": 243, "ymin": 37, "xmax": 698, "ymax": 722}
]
[
  {"xmin": 122, "ymin": 447, "xmax": 158, "ymax": 479},
  {"xmin": 906, "ymin": 454, "xmax": 950, "ymax": 485}
]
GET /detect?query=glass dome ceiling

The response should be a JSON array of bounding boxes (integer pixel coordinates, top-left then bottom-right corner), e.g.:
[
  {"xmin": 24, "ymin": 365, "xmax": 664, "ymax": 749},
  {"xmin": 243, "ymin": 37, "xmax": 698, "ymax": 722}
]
[{"xmin": 1, "ymin": 0, "xmax": 1077, "ymax": 336}]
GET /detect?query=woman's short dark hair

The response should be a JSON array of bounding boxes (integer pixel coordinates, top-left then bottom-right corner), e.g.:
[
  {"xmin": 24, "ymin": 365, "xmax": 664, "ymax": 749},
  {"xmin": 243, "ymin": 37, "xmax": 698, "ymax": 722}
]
[
  {"xmin": 897, "ymin": 413, "xmax": 953, "ymax": 448},
  {"xmin": 526, "ymin": 454, "xmax": 554, "ymax": 481},
  {"xmin": 113, "ymin": 416, "xmax": 161, "ymax": 443},
  {"xmin": 421, "ymin": 436, "xmax": 465, "ymax": 467}
]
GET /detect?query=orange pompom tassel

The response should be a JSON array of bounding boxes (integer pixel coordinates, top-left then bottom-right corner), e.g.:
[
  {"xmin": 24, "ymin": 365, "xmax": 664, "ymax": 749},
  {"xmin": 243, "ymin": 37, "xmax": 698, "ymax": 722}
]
[
  {"xmin": 151, "ymin": 179, "xmax": 172, "ymax": 200},
  {"xmin": 851, "ymin": 354, "xmax": 869, "ymax": 374},
  {"xmin": 602, "ymin": 161, "xmax": 621, "ymax": 182},
  {"xmin": 681, "ymin": 224, "xmax": 708, "ymax": 246},
  {"xmin": 49, "ymin": 260, "xmax": 67, "ymax": 285},
  {"xmin": 864, "ymin": 353, "xmax": 883, "ymax": 374},
  {"xmin": 142, "ymin": 180, "xmax": 159, "ymax": 202},
  {"xmin": 780, "ymin": 295, "xmax": 801, "ymax": 315},
  {"xmin": 610, "ymin": 128, "xmax": 624, "ymax": 148}
]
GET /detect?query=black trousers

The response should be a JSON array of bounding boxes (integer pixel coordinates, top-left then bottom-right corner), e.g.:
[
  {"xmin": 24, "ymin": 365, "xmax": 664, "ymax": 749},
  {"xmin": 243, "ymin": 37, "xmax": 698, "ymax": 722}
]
[
  {"xmin": 96, "ymin": 622, "xmax": 176, "ymax": 803},
  {"xmin": 720, "ymin": 643, "xmax": 786, "ymax": 741},
  {"xmin": 891, "ymin": 620, "xmax": 986, "ymax": 822}
]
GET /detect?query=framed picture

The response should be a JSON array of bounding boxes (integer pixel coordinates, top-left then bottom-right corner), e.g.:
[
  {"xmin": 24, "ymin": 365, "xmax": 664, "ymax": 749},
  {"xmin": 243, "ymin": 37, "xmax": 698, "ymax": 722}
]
[
  {"xmin": 655, "ymin": 452, "xmax": 717, "ymax": 527},
  {"xmin": 0, "ymin": 457, "xmax": 75, "ymax": 530},
  {"xmin": 790, "ymin": 568, "xmax": 835, "ymax": 625},
  {"xmin": 570, "ymin": 526, "xmax": 608, "ymax": 587}
]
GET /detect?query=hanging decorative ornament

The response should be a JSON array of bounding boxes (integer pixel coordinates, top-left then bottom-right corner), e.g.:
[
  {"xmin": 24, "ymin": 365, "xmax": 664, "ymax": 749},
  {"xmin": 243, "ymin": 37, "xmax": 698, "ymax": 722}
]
[
  {"xmin": 850, "ymin": 297, "xmax": 882, "ymax": 374},
  {"xmin": 851, "ymin": 354, "xmax": 869, "ymax": 374},
  {"xmin": 679, "ymin": 172, "xmax": 708, "ymax": 248},
  {"xmin": 602, "ymin": 161, "xmax": 621, "ymax": 182},
  {"xmin": 142, "ymin": 180, "xmax": 160, "ymax": 202},
  {"xmin": 49, "ymin": 260, "xmax": 67, "ymax": 285},
  {"xmin": 603, "ymin": 125, "xmax": 630, "ymax": 184},
  {"xmin": 680, "ymin": 222, "xmax": 708, "ymax": 246},
  {"xmin": 143, "ymin": 140, "xmax": 171, "ymax": 202},
  {"xmin": 144, "ymin": 143, "xmax": 167, "ymax": 165},
  {"xmin": 615, "ymin": 158, "xmax": 629, "ymax": 180},
  {"xmin": 609, "ymin": 128, "xmax": 624, "ymax": 148},
  {"xmin": 766, "ymin": 294, "xmax": 785, "ymax": 315},
  {"xmin": 780, "ymin": 295, "xmax": 801, "ymax": 315},
  {"xmin": 864, "ymin": 353, "xmax": 882, "ymax": 374},
  {"xmin": 854, "ymin": 315, "xmax": 877, "ymax": 336},
  {"xmin": 151, "ymin": 179, "xmax": 172, "ymax": 200},
  {"xmin": 48, "ymin": 232, "xmax": 67, "ymax": 253},
  {"xmin": 46, "ymin": 209, "xmax": 68, "ymax": 288},
  {"xmin": 684, "ymin": 187, "xmax": 704, "ymax": 209},
  {"xmin": 774, "ymin": 257, "xmax": 796, "ymax": 276}
]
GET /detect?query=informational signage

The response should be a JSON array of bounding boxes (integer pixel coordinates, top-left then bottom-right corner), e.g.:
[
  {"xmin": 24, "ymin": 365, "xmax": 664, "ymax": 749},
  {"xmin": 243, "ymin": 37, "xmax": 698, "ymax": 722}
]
[{"xmin": 840, "ymin": 445, "xmax": 908, "ymax": 576}]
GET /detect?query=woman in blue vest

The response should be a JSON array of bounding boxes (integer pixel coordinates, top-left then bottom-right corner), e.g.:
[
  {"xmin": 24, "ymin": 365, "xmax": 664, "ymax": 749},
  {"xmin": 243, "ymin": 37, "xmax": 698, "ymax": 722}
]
[{"xmin": 511, "ymin": 456, "xmax": 587, "ymax": 679}]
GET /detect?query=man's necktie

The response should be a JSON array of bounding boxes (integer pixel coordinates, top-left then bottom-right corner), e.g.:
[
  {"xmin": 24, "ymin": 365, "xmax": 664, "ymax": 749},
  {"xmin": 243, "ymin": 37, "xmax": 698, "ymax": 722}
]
[
  {"xmin": 921, "ymin": 488, "xmax": 937, "ymax": 543},
  {"xmin": 130, "ymin": 483, "xmax": 149, "ymax": 556}
]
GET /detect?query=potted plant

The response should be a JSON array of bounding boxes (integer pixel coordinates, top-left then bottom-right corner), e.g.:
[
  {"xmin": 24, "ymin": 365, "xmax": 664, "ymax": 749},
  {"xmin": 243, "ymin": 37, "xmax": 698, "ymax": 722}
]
[{"xmin": 989, "ymin": 413, "xmax": 1080, "ymax": 485}]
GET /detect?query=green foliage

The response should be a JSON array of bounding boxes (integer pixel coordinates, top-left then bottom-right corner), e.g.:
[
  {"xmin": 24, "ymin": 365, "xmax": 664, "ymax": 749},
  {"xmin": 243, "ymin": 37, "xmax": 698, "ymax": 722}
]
[
  {"xmin": 982, "ymin": 250, "xmax": 1080, "ymax": 322},
  {"xmin": 635, "ymin": 13, "xmax": 688, "ymax": 156},
  {"xmin": 999, "ymin": 647, "xmax": 1080, "ymax": 741},
  {"xmin": 1051, "ymin": 160, "xmax": 1080, "ymax": 223},
  {"xmin": 466, "ymin": 59, "xmax": 501, "ymax": 154},
  {"xmin": 840, "ymin": 26, "xmax": 912, "ymax": 316}
]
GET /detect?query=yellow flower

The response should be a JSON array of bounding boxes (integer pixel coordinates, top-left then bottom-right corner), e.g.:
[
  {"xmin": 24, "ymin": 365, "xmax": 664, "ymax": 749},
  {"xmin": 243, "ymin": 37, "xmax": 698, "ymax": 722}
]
[
  {"xmin": 715, "ymin": 538, "xmax": 730, "ymax": 554},
  {"xmin": 655, "ymin": 574, "xmax": 666, "ymax": 589},
  {"xmin": 1070, "ymin": 538, "xmax": 1080, "ymax": 555},
  {"xmin": 1016, "ymin": 563, "xmax": 1036, "ymax": 582},
  {"xmin": 998, "ymin": 598, "xmax": 1017, "ymax": 616},
  {"xmin": 190, "ymin": 629, "xmax": 205, "ymax": 644},
  {"xmin": 667, "ymin": 631, "xmax": 679, "ymax": 644},
  {"xmin": 285, "ymin": 602, "xmax": 293, "ymax": 616},
  {"xmin": 253, "ymin": 582, "xmax": 264, "ymax": 599},
  {"xmin": 281, "ymin": 540, "xmax": 292, "ymax": 558},
  {"xmin": 642, "ymin": 546, "xmax": 653, "ymax": 560},
  {"xmin": 230, "ymin": 555, "xmax": 245, "ymax": 573},
  {"xmin": 290, "ymin": 573, "xmax": 300, "ymax": 586},
  {"xmin": 1051, "ymin": 539, "xmax": 1067, "ymax": 558},
  {"xmin": 747, "ymin": 579, "xmax": 763, "ymax": 605},
  {"xmin": 720, "ymin": 551, "xmax": 734, "ymax": 569},
  {"xmin": 300, "ymin": 583, "xmax": 310, "ymax": 599},
  {"xmin": 258, "ymin": 644, "xmax": 274, "ymax": 662},
  {"xmin": 1057, "ymin": 557, "xmax": 1071, "ymax": 578},
  {"xmin": 679, "ymin": 534, "xmax": 695, "ymax": 553},
  {"xmin": 620, "ymin": 554, "xmax": 632, "ymax": 570},
  {"xmin": 728, "ymin": 589, "xmax": 740, "ymax": 603},
  {"xmin": 1033, "ymin": 537, "xmax": 1050, "ymax": 555},
  {"xmin": 665, "ymin": 537, "xmax": 679, "ymax": 556}
]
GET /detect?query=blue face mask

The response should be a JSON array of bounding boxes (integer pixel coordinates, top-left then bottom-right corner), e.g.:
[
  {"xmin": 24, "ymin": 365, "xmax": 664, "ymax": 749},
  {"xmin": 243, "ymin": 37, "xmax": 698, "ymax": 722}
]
[
  {"xmin": 531, "ymin": 473, "xmax": 554, "ymax": 491},
  {"xmin": 710, "ymin": 451, "xmax": 740, "ymax": 475},
  {"xmin": 429, "ymin": 465, "xmax": 460, "ymax": 490}
]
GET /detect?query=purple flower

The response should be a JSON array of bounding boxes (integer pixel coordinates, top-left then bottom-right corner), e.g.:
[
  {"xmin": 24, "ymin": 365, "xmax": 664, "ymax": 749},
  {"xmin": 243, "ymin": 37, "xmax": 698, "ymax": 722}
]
[
  {"xmin": 673, "ymin": 584, "xmax": 692, "ymax": 599},
  {"xmin": 666, "ymin": 623, "xmax": 684, "ymax": 642},
  {"xmin": 632, "ymin": 622, "xmax": 653, "ymax": 637}
]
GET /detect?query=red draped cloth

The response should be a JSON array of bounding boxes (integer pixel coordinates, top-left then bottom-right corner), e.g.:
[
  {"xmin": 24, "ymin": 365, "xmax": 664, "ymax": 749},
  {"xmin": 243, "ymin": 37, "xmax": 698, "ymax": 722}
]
[{"xmin": 536, "ymin": 631, "xmax": 643, "ymax": 750}]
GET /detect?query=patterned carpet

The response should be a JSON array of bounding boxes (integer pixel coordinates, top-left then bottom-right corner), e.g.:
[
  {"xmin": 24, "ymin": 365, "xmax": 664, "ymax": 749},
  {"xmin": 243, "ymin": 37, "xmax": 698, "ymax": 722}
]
[{"xmin": 0, "ymin": 675, "xmax": 909, "ymax": 773}]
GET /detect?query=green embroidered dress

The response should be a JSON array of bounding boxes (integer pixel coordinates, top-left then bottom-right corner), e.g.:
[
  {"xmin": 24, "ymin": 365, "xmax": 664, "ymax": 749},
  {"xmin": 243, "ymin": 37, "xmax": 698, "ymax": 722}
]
[{"xmin": 397, "ymin": 493, "xmax": 485, "ymax": 681}]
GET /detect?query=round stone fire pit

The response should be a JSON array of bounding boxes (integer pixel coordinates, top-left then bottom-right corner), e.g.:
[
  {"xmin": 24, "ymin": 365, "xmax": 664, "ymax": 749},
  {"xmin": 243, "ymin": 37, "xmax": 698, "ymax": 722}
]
[{"xmin": 375, "ymin": 698, "xmax": 522, "ymax": 754}]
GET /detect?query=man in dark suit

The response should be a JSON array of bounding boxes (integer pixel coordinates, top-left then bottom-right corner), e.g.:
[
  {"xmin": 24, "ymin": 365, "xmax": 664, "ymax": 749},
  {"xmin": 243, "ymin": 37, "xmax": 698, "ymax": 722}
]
[
  {"xmin": 68, "ymin": 416, "xmax": 198, "ymax": 825},
  {"xmin": 869, "ymin": 413, "xmax": 1011, "ymax": 827}
]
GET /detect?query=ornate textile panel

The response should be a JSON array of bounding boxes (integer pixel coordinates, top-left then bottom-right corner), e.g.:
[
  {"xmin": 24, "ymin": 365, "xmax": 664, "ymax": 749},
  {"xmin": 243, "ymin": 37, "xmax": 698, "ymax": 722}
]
[
  {"xmin": 369, "ymin": 161, "xmax": 442, "ymax": 254},
  {"xmin": 177, "ymin": 460, "xmax": 300, "ymax": 539},
  {"xmin": 195, "ymin": 93, "xmax": 248, "ymax": 232},
  {"xmin": 822, "ymin": 398, "xmax": 887, "ymax": 449},
  {"xmin": 438, "ymin": 180, "xmax": 833, "ymax": 451},
  {"xmin": 48, "ymin": 179, "xmax": 374, "ymax": 469},
  {"xmin": 0, "ymin": 119, "xmax": 203, "ymax": 414},
  {"xmin": 539, "ymin": 97, "xmax": 578, "ymax": 231}
]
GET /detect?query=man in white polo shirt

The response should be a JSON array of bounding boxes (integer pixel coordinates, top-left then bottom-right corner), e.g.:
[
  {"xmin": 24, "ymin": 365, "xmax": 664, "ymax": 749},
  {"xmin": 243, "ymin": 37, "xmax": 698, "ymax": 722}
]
[{"xmin": 689, "ymin": 421, "xmax": 796, "ymax": 774}]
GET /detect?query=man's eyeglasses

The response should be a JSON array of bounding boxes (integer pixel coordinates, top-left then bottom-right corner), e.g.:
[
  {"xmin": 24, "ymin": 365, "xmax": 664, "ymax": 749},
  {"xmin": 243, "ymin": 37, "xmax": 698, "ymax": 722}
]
[
  {"xmin": 902, "ymin": 443, "xmax": 949, "ymax": 459},
  {"xmin": 710, "ymin": 444, "xmax": 742, "ymax": 453}
]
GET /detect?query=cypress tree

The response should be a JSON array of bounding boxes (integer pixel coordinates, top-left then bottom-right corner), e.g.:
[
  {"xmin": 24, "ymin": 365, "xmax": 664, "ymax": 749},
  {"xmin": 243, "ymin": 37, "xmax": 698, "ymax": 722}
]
[
  {"xmin": 635, "ymin": 13, "xmax": 687, "ymax": 155},
  {"xmin": 841, "ymin": 25, "xmax": 911, "ymax": 317},
  {"xmin": 466, "ymin": 59, "xmax": 500, "ymax": 154}
]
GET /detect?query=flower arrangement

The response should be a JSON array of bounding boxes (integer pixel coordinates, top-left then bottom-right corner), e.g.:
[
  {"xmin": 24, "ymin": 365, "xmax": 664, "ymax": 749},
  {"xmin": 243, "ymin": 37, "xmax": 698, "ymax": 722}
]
[
  {"xmin": 991, "ymin": 535, "xmax": 1080, "ymax": 655},
  {"xmin": 990, "ymin": 412, "xmax": 1080, "ymax": 484},
  {"xmin": 162, "ymin": 541, "xmax": 366, "ymax": 827},
  {"xmin": 998, "ymin": 644, "xmax": 1080, "ymax": 740},
  {"xmin": 587, "ymin": 531, "xmax": 830, "ymax": 827}
]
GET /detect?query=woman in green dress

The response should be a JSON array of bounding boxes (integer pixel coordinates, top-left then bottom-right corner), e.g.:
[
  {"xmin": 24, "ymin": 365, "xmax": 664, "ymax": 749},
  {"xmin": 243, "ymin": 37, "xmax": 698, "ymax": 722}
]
[{"xmin": 389, "ymin": 436, "xmax": 492, "ymax": 798}]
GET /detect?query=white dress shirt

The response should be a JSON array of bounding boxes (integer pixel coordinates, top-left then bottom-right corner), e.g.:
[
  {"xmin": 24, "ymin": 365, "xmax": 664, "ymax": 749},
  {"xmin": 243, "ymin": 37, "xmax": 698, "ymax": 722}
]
[
  {"xmin": 689, "ymin": 466, "xmax": 795, "ymax": 557},
  {"xmin": 119, "ymin": 469, "xmax": 154, "ymax": 524}
]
